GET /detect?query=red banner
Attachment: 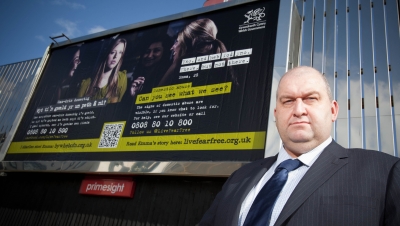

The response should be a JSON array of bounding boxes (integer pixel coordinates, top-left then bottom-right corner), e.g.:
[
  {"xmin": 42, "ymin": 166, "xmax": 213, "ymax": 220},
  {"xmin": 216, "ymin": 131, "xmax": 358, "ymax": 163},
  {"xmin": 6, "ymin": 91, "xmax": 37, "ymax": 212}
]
[{"xmin": 79, "ymin": 176, "xmax": 135, "ymax": 198}]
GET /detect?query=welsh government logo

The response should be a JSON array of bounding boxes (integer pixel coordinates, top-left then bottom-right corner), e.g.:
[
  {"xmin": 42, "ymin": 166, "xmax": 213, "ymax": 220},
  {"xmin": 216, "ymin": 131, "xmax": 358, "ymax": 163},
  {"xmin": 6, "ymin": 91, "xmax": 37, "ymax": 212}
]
[{"xmin": 244, "ymin": 7, "xmax": 266, "ymax": 24}]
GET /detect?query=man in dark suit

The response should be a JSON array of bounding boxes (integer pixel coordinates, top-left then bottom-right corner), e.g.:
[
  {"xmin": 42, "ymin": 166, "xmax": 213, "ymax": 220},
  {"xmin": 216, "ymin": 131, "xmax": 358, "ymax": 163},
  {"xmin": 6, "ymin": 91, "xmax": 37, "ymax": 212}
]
[{"xmin": 199, "ymin": 66, "xmax": 400, "ymax": 226}]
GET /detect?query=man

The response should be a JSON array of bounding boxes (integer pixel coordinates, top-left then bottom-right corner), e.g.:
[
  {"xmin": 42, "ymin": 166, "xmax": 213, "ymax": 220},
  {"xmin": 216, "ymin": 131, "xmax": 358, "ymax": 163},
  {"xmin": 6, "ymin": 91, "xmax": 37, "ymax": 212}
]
[{"xmin": 199, "ymin": 66, "xmax": 400, "ymax": 226}]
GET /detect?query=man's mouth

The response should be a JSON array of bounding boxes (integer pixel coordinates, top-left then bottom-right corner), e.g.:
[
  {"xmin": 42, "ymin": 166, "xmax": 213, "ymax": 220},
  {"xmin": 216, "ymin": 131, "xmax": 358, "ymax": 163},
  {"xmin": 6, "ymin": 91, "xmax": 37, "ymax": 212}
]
[{"xmin": 290, "ymin": 121, "xmax": 309, "ymax": 126}]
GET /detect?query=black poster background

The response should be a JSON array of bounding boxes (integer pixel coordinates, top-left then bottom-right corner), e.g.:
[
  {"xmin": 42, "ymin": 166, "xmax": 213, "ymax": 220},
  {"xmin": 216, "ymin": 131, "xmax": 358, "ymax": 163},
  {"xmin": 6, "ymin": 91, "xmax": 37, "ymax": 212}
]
[{"xmin": 6, "ymin": 0, "xmax": 279, "ymax": 162}]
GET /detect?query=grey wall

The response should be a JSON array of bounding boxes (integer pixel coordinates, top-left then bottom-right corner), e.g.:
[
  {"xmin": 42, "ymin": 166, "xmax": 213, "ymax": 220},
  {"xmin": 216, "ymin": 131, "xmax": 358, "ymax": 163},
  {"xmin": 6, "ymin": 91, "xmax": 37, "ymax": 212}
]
[
  {"xmin": 0, "ymin": 59, "xmax": 41, "ymax": 137},
  {"xmin": 296, "ymin": 0, "xmax": 400, "ymax": 156}
]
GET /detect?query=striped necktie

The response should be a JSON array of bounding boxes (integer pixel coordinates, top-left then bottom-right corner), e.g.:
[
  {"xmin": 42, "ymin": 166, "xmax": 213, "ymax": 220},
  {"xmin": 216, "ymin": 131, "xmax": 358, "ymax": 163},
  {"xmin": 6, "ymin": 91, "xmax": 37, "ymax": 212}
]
[{"xmin": 243, "ymin": 159, "xmax": 303, "ymax": 226}]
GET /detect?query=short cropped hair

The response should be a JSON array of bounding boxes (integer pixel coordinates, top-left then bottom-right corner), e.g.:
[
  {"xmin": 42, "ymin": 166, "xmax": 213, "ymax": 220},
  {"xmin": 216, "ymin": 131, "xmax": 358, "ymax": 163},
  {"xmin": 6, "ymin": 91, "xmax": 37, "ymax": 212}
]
[{"xmin": 276, "ymin": 66, "xmax": 333, "ymax": 101}]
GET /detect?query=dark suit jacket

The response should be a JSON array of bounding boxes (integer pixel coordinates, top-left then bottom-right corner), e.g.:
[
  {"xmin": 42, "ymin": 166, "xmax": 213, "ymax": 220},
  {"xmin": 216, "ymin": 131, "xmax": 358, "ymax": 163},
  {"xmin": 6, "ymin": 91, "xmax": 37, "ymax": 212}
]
[{"xmin": 199, "ymin": 141, "xmax": 400, "ymax": 226}]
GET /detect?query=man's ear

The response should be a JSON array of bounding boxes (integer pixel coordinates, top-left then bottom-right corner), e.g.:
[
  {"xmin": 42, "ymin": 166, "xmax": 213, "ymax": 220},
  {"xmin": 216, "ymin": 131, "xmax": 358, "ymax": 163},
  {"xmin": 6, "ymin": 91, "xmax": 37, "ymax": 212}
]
[{"xmin": 331, "ymin": 100, "xmax": 339, "ymax": 122}]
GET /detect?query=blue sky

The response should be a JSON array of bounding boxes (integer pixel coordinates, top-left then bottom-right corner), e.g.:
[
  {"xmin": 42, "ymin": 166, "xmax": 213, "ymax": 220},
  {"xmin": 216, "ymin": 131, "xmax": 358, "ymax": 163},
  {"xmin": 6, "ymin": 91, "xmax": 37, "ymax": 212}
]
[{"xmin": 0, "ymin": 0, "xmax": 207, "ymax": 66}]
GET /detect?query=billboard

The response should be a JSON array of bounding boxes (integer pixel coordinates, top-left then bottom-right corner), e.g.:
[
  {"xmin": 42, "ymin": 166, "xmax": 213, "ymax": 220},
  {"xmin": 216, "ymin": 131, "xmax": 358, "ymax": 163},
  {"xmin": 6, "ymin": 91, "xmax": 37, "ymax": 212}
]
[{"xmin": 5, "ymin": 0, "xmax": 279, "ymax": 162}]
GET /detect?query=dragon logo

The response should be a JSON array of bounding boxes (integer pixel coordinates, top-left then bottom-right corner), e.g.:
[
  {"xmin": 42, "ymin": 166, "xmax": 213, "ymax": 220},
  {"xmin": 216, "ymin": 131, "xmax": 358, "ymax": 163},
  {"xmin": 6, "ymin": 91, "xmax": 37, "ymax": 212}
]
[{"xmin": 244, "ymin": 7, "xmax": 266, "ymax": 24}]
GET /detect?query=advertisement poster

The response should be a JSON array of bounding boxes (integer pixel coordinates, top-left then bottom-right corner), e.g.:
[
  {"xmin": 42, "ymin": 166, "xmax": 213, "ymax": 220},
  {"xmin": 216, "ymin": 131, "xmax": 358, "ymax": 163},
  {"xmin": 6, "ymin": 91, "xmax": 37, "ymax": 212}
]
[{"xmin": 6, "ymin": 0, "xmax": 279, "ymax": 162}]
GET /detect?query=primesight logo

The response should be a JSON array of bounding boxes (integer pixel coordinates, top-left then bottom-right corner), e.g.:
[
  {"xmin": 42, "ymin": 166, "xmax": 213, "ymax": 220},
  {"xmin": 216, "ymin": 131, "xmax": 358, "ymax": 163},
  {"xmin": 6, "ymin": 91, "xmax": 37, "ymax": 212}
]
[{"xmin": 85, "ymin": 182, "xmax": 125, "ymax": 194}]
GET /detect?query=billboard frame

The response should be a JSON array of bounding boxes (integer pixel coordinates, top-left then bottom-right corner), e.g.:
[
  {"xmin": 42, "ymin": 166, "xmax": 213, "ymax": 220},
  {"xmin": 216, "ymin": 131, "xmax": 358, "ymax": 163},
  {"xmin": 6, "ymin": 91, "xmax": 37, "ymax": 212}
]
[{"xmin": 0, "ymin": 0, "xmax": 300, "ymax": 176}]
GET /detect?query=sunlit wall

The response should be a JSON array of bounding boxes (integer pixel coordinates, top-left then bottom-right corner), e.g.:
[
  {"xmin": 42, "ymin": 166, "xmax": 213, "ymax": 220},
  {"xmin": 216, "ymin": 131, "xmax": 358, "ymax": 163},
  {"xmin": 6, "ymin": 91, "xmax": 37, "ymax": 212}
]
[{"xmin": 0, "ymin": 59, "xmax": 41, "ymax": 140}]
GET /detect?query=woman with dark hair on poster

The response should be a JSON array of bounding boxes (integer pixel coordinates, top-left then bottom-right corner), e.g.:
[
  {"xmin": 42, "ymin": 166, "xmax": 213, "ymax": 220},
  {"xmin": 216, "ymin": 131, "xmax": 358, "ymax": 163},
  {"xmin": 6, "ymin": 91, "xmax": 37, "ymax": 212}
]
[
  {"xmin": 77, "ymin": 37, "xmax": 127, "ymax": 103},
  {"xmin": 129, "ymin": 34, "xmax": 172, "ymax": 97},
  {"xmin": 159, "ymin": 18, "xmax": 236, "ymax": 86},
  {"xmin": 55, "ymin": 45, "xmax": 81, "ymax": 101}
]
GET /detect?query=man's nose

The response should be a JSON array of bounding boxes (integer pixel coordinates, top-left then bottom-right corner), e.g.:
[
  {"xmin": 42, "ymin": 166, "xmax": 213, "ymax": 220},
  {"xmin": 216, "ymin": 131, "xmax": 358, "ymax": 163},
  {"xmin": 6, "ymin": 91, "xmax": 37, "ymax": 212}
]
[
  {"xmin": 148, "ymin": 51, "xmax": 154, "ymax": 58},
  {"xmin": 293, "ymin": 99, "xmax": 307, "ymax": 116}
]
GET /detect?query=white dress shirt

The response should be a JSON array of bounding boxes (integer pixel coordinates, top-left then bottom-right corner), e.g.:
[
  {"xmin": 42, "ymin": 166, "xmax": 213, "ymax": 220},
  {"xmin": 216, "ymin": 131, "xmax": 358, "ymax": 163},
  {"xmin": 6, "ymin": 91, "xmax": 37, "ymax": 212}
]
[{"xmin": 238, "ymin": 137, "xmax": 332, "ymax": 226}]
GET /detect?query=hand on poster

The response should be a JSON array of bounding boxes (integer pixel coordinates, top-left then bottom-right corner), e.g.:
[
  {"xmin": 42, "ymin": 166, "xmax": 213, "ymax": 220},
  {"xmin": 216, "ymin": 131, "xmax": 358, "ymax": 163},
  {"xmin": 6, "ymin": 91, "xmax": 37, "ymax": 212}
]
[{"xmin": 130, "ymin": 77, "xmax": 145, "ymax": 97}]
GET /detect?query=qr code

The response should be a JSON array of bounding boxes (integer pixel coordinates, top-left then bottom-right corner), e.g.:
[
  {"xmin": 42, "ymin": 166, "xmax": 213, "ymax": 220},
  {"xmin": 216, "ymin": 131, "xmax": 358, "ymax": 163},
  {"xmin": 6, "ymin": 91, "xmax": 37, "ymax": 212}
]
[{"xmin": 98, "ymin": 123, "xmax": 124, "ymax": 148}]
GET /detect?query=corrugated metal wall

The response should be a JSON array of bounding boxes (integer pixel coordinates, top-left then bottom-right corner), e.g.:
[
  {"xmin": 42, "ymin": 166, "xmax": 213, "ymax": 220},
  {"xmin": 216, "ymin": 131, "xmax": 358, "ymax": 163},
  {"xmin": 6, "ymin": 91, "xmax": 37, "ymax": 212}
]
[
  {"xmin": 0, "ymin": 59, "xmax": 41, "ymax": 140},
  {"xmin": 296, "ymin": 0, "xmax": 400, "ymax": 156}
]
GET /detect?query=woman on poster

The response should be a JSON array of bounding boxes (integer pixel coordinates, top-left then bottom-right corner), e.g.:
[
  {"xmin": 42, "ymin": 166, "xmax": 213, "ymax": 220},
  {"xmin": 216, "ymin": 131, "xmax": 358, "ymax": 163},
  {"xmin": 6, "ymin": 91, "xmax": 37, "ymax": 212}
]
[
  {"xmin": 77, "ymin": 37, "xmax": 128, "ymax": 103},
  {"xmin": 129, "ymin": 34, "xmax": 172, "ymax": 97},
  {"xmin": 158, "ymin": 18, "xmax": 237, "ymax": 87},
  {"xmin": 57, "ymin": 45, "xmax": 82, "ymax": 101},
  {"xmin": 44, "ymin": 45, "xmax": 82, "ymax": 105}
]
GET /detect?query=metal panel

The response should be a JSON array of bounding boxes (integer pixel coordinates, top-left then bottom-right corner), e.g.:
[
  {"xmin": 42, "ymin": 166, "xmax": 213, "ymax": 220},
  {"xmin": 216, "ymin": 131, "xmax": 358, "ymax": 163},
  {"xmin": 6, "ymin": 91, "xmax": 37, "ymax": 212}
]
[
  {"xmin": 360, "ymin": 0, "xmax": 379, "ymax": 150},
  {"xmin": 324, "ymin": 0, "xmax": 335, "ymax": 90},
  {"xmin": 0, "ymin": 59, "xmax": 41, "ymax": 136},
  {"xmin": 0, "ymin": 161, "xmax": 245, "ymax": 176},
  {"xmin": 324, "ymin": 0, "xmax": 336, "ymax": 137},
  {"xmin": 2, "ymin": 62, "xmax": 22, "ymax": 134},
  {"xmin": 295, "ymin": 0, "xmax": 398, "ymax": 156},
  {"xmin": 384, "ymin": 0, "xmax": 400, "ymax": 155},
  {"xmin": 289, "ymin": 3, "xmax": 301, "ymax": 69},
  {"xmin": 372, "ymin": 0, "xmax": 393, "ymax": 153},
  {"xmin": 336, "ymin": 0, "xmax": 349, "ymax": 147},
  {"xmin": 0, "ymin": 64, "xmax": 14, "ymax": 110},
  {"xmin": 313, "ymin": 0, "xmax": 325, "ymax": 71},
  {"xmin": 0, "ymin": 57, "xmax": 45, "ymax": 161},
  {"xmin": 348, "ymin": 0, "xmax": 362, "ymax": 148},
  {"xmin": 0, "ymin": 64, "xmax": 17, "ymax": 133},
  {"xmin": 300, "ymin": 0, "xmax": 314, "ymax": 65}
]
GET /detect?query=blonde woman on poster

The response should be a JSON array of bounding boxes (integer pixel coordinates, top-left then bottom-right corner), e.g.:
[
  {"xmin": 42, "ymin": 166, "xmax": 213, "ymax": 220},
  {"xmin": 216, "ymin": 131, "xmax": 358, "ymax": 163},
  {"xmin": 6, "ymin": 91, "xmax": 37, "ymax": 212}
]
[{"xmin": 77, "ymin": 37, "xmax": 127, "ymax": 103}]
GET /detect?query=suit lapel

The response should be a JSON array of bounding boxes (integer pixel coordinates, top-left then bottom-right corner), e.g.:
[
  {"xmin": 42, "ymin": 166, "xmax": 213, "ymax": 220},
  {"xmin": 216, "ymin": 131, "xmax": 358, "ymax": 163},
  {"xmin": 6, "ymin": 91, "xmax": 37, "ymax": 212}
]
[
  {"xmin": 274, "ymin": 141, "xmax": 348, "ymax": 225},
  {"xmin": 229, "ymin": 156, "xmax": 277, "ymax": 226}
]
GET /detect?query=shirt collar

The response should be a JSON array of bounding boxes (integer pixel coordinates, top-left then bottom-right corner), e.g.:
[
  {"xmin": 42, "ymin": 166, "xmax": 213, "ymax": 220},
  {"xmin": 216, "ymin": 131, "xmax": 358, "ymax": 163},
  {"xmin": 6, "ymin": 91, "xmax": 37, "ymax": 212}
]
[{"xmin": 276, "ymin": 137, "xmax": 332, "ymax": 167}]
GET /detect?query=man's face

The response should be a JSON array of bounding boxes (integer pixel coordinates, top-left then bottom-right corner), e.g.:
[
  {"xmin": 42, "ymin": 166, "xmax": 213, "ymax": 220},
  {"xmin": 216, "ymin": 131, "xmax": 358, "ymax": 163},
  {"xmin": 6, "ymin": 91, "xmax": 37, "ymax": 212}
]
[{"xmin": 274, "ymin": 67, "xmax": 339, "ymax": 157}]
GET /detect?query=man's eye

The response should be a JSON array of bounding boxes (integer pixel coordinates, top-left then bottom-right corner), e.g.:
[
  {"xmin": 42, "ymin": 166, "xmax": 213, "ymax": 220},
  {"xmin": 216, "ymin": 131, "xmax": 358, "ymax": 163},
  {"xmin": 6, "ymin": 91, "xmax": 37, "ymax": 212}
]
[{"xmin": 304, "ymin": 97, "xmax": 317, "ymax": 102}]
